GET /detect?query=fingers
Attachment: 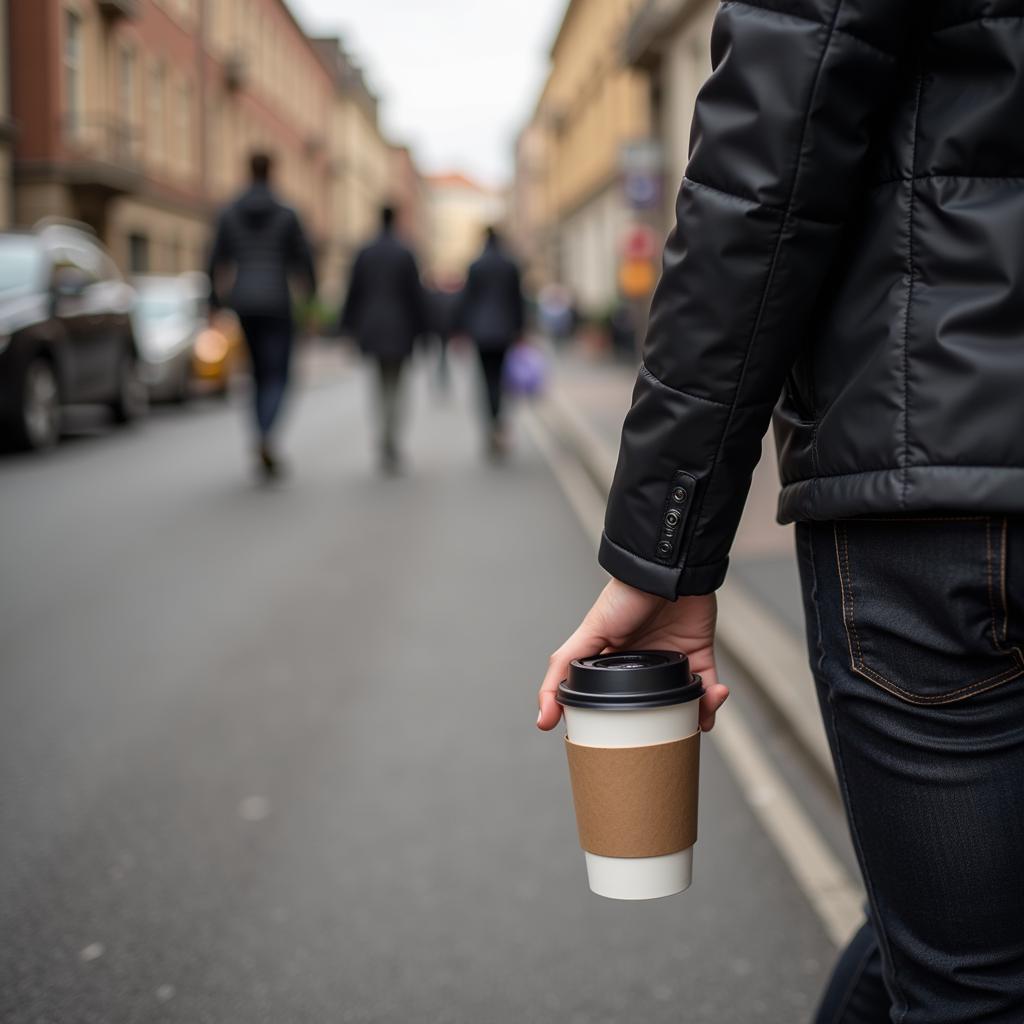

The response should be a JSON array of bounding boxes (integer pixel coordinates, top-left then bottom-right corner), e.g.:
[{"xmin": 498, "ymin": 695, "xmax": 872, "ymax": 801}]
[
  {"xmin": 537, "ymin": 624, "xmax": 606, "ymax": 731},
  {"xmin": 698, "ymin": 666, "xmax": 730, "ymax": 732}
]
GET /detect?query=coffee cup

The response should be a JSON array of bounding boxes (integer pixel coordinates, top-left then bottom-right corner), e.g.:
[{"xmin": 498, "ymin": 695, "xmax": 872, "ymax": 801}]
[{"xmin": 556, "ymin": 651, "xmax": 703, "ymax": 900}]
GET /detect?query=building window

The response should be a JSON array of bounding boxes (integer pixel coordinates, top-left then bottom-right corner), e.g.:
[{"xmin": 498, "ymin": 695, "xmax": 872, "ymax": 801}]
[
  {"xmin": 148, "ymin": 62, "xmax": 165, "ymax": 163},
  {"xmin": 120, "ymin": 48, "xmax": 135, "ymax": 121},
  {"xmin": 128, "ymin": 233, "xmax": 150, "ymax": 274},
  {"xmin": 169, "ymin": 236, "xmax": 182, "ymax": 272},
  {"xmin": 207, "ymin": 97, "xmax": 222, "ymax": 191},
  {"xmin": 119, "ymin": 47, "xmax": 135, "ymax": 160},
  {"xmin": 176, "ymin": 80, "xmax": 193, "ymax": 174},
  {"xmin": 64, "ymin": 9, "xmax": 83, "ymax": 137}
]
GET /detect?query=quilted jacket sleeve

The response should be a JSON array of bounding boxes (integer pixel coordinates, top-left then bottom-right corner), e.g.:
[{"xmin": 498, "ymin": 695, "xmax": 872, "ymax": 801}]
[{"xmin": 599, "ymin": 0, "xmax": 914, "ymax": 598}]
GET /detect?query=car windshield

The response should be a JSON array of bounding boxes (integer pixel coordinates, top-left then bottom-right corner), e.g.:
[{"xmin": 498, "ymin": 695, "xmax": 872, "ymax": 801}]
[
  {"xmin": 0, "ymin": 236, "xmax": 46, "ymax": 297},
  {"xmin": 135, "ymin": 292, "xmax": 187, "ymax": 323}
]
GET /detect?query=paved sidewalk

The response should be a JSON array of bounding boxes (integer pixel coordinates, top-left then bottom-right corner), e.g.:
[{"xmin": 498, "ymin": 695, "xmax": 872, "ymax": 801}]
[{"xmin": 549, "ymin": 349, "xmax": 806, "ymax": 641}]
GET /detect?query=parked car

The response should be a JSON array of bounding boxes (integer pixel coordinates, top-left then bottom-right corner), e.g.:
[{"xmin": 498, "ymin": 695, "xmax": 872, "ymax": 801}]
[
  {"xmin": 131, "ymin": 274, "xmax": 206, "ymax": 403},
  {"xmin": 0, "ymin": 221, "xmax": 144, "ymax": 450}
]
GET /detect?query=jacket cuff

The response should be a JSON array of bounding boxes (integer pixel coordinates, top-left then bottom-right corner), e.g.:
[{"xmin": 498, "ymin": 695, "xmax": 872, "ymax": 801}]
[
  {"xmin": 599, "ymin": 532, "xmax": 679, "ymax": 599},
  {"xmin": 599, "ymin": 532, "xmax": 728, "ymax": 600},
  {"xmin": 676, "ymin": 556, "xmax": 729, "ymax": 596}
]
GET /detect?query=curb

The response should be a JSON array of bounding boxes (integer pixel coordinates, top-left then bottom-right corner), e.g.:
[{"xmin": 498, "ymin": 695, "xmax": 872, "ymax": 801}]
[{"xmin": 537, "ymin": 384, "xmax": 836, "ymax": 782}]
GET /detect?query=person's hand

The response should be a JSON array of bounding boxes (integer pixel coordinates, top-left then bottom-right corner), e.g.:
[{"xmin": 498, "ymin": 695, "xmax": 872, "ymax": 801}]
[{"xmin": 537, "ymin": 578, "xmax": 729, "ymax": 733}]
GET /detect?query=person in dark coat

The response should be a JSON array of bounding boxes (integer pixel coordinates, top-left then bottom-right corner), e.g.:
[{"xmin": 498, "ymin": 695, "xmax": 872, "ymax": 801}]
[
  {"xmin": 208, "ymin": 151, "xmax": 316, "ymax": 479},
  {"xmin": 341, "ymin": 207, "xmax": 427, "ymax": 473},
  {"xmin": 426, "ymin": 281, "xmax": 460, "ymax": 396},
  {"xmin": 454, "ymin": 227, "xmax": 524, "ymax": 457},
  {"xmin": 538, "ymin": 2, "xmax": 1024, "ymax": 1020}
]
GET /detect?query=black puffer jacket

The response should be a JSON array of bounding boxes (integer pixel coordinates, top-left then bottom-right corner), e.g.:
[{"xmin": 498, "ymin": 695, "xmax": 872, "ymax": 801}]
[
  {"xmin": 600, "ymin": 0, "xmax": 1024, "ymax": 600},
  {"xmin": 208, "ymin": 185, "xmax": 316, "ymax": 320}
]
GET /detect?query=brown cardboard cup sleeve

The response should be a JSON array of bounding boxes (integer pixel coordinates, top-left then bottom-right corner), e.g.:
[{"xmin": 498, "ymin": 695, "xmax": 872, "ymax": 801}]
[{"xmin": 565, "ymin": 734, "xmax": 700, "ymax": 858}]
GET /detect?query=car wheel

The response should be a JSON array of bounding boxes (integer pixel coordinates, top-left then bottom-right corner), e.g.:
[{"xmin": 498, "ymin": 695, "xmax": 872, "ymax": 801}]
[
  {"xmin": 111, "ymin": 351, "xmax": 149, "ymax": 424},
  {"xmin": 19, "ymin": 357, "xmax": 61, "ymax": 450}
]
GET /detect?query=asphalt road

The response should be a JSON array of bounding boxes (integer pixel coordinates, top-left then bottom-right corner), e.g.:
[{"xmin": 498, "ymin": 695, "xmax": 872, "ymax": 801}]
[{"xmin": 1, "ymin": 349, "xmax": 836, "ymax": 1024}]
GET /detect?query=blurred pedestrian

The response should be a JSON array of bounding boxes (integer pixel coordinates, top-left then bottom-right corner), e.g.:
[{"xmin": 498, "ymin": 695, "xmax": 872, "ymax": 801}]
[
  {"xmin": 207, "ymin": 151, "xmax": 316, "ymax": 480},
  {"xmin": 454, "ymin": 227, "xmax": 525, "ymax": 458},
  {"xmin": 537, "ymin": 2, "xmax": 1024, "ymax": 1021},
  {"xmin": 427, "ymin": 279, "xmax": 461, "ymax": 397},
  {"xmin": 340, "ymin": 206, "xmax": 427, "ymax": 474},
  {"xmin": 537, "ymin": 283, "xmax": 575, "ymax": 345},
  {"xmin": 608, "ymin": 298, "xmax": 638, "ymax": 362}
]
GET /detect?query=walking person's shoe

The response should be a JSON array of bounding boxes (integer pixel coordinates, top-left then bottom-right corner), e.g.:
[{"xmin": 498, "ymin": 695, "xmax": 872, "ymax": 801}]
[
  {"xmin": 258, "ymin": 441, "xmax": 285, "ymax": 481},
  {"xmin": 380, "ymin": 440, "xmax": 403, "ymax": 476},
  {"xmin": 487, "ymin": 426, "xmax": 509, "ymax": 462}
]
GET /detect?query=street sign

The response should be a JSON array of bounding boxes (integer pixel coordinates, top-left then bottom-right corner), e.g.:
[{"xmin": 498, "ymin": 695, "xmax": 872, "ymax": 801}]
[
  {"xmin": 620, "ymin": 139, "xmax": 662, "ymax": 174},
  {"xmin": 622, "ymin": 224, "xmax": 658, "ymax": 262},
  {"xmin": 621, "ymin": 139, "xmax": 664, "ymax": 211},
  {"xmin": 624, "ymin": 172, "xmax": 661, "ymax": 209},
  {"xmin": 619, "ymin": 259, "xmax": 656, "ymax": 298}
]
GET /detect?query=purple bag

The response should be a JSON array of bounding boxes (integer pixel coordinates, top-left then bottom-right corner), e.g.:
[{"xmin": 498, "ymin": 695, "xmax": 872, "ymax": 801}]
[{"xmin": 503, "ymin": 344, "xmax": 547, "ymax": 398}]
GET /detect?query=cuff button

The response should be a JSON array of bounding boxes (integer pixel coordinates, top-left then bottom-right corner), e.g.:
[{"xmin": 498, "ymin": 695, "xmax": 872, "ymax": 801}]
[{"xmin": 671, "ymin": 487, "xmax": 688, "ymax": 504}]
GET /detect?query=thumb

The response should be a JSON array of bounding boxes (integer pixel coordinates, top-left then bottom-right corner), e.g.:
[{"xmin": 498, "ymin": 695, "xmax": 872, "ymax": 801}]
[
  {"xmin": 536, "ymin": 623, "xmax": 607, "ymax": 731},
  {"xmin": 692, "ymin": 659, "xmax": 729, "ymax": 733}
]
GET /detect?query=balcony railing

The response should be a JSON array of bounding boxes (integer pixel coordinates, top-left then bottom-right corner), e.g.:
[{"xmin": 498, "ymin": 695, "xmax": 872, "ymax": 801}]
[{"xmin": 59, "ymin": 114, "xmax": 143, "ymax": 196}]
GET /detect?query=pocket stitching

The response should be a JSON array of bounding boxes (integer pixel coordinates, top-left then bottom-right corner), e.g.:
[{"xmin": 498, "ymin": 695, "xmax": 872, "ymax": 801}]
[{"xmin": 834, "ymin": 520, "xmax": 1024, "ymax": 706}]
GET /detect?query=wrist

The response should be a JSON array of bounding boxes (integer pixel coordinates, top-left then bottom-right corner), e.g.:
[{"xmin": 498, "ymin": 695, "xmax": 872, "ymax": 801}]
[{"xmin": 607, "ymin": 576, "xmax": 664, "ymax": 603}]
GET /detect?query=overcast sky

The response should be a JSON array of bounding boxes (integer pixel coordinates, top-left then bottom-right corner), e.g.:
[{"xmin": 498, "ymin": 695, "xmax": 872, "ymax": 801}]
[{"xmin": 288, "ymin": 0, "xmax": 566, "ymax": 187}]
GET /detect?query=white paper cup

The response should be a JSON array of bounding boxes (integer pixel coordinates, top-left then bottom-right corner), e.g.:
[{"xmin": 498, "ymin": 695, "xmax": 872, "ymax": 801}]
[{"xmin": 557, "ymin": 652, "xmax": 703, "ymax": 901}]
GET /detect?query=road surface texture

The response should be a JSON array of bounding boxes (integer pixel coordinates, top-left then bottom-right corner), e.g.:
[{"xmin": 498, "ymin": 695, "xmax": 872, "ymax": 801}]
[{"xmin": 2, "ymin": 347, "xmax": 836, "ymax": 1024}]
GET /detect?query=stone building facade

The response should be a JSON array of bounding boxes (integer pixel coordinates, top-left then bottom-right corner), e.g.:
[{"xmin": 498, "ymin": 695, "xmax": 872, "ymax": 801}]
[
  {"xmin": 516, "ymin": 0, "xmax": 652, "ymax": 318},
  {"xmin": 624, "ymin": 0, "xmax": 715, "ymax": 235},
  {"xmin": 7, "ymin": 0, "xmax": 405, "ymax": 289},
  {"xmin": 312, "ymin": 37, "xmax": 393, "ymax": 303}
]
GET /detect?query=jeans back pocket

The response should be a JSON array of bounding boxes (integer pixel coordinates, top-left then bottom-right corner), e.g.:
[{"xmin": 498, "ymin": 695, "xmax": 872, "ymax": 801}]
[{"xmin": 834, "ymin": 517, "xmax": 1024, "ymax": 705}]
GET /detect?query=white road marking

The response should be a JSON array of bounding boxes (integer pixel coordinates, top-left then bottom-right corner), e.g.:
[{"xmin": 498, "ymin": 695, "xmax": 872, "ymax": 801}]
[
  {"xmin": 712, "ymin": 709, "xmax": 863, "ymax": 946},
  {"xmin": 79, "ymin": 943, "xmax": 104, "ymax": 963},
  {"xmin": 524, "ymin": 403, "xmax": 864, "ymax": 947},
  {"xmin": 522, "ymin": 409, "xmax": 606, "ymax": 544},
  {"xmin": 716, "ymin": 581, "xmax": 834, "ymax": 777}
]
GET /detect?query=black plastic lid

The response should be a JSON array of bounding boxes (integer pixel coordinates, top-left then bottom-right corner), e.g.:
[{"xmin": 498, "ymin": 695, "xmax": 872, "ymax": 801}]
[{"xmin": 555, "ymin": 650, "xmax": 703, "ymax": 710}]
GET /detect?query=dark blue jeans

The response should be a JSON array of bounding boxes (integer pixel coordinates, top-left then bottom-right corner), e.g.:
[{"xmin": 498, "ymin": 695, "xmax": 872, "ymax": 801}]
[
  {"xmin": 239, "ymin": 315, "xmax": 293, "ymax": 440},
  {"xmin": 797, "ymin": 518, "xmax": 1024, "ymax": 1023}
]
